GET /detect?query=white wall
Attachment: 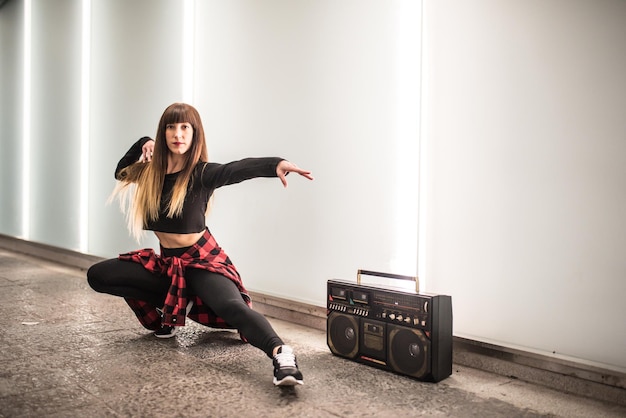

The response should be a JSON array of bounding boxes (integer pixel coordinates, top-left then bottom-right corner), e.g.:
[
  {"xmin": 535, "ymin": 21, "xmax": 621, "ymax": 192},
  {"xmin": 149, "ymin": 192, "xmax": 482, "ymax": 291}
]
[
  {"xmin": 2, "ymin": 0, "xmax": 624, "ymax": 374},
  {"xmin": 193, "ymin": 0, "xmax": 421, "ymax": 304},
  {"xmin": 29, "ymin": 0, "xmax": 82, "ymax": 249},
  {"xmin": 0, "ymin": 0, "xmax": 420, "ymax": 301},
  {"xmin": 88, "ymin": 0, "xmax": 184, "ymax": 256},
  {"xmin": 421, "ymin": 0, "xmax": 626, "ymax": 372},
  {"xmin": 0, "ymin": 0, "xmax": 24, "ymax": 237}
]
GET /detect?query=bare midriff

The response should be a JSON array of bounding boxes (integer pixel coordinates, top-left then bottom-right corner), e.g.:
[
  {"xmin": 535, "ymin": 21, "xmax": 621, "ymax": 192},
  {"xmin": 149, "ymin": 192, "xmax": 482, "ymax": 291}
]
[{"xmin": 154, "ymin": 231, "xmax": 205, "ymax": 249}]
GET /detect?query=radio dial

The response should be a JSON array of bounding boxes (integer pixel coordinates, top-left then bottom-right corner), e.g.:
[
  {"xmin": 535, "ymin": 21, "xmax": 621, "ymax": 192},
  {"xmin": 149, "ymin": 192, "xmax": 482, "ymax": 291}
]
[
  {"xmin": 389, "ymin": 313, "xmax": 396, "ymax": 320},
  {"xmin": 397, "ymin": 315, "xmax": 403, "ymax": 322}
]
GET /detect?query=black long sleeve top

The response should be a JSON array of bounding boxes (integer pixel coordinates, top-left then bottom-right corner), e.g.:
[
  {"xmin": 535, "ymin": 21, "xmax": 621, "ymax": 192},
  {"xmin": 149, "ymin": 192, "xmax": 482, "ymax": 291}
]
[{"xmin": 116, "ymin": 137, "xmax": 283, "ymax": 233}]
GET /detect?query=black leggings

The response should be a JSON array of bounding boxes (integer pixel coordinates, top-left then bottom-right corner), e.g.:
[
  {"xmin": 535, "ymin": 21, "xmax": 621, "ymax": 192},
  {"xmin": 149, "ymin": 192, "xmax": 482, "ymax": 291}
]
[{"xmin": 87, "ymin": 255, "xmax": 283, "ymax": 357}]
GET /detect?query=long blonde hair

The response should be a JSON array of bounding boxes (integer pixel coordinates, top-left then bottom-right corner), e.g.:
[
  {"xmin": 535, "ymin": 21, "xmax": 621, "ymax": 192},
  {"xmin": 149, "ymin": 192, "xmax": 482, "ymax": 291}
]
[{"xmin": 112, "ymin": 103, "xmax": 209, "ymax": 241}]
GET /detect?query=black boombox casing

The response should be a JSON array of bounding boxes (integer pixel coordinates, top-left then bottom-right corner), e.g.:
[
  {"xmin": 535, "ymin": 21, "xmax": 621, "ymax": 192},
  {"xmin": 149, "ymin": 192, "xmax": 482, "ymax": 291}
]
[{"xmin": 327, "ymin": 279, "xmax": 453, "ymax": 382}]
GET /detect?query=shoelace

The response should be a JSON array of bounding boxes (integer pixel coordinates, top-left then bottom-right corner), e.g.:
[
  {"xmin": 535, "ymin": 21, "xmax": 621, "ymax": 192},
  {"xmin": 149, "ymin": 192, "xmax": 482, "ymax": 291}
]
[{"xmin": 275, "ymin": 351, "xmax": 297, "ymax": 368}]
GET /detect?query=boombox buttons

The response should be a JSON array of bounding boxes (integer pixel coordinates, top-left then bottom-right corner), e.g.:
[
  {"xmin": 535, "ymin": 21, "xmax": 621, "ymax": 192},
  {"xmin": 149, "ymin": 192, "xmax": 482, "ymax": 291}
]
[
  {"xmin": 328, "ymin": 286, "xmax": 371, "ymax": 317},
  {"xmin": 381, "ymin": 311, "xmax": 428, "ymax": 328}
]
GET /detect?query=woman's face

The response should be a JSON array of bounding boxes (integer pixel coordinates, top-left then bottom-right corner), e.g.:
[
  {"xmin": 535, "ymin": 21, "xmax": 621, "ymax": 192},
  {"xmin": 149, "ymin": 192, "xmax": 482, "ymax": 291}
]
[{"xmin": 165, "ymin": 122, "xmax": 194, "ymax": 155}]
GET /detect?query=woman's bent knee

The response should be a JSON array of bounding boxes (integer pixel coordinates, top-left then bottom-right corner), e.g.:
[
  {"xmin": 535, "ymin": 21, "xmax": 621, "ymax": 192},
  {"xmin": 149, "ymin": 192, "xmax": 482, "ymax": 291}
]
[
  {"xmin": 86, "ymin": 264, "xmax": 101, "ymax": 291},
  {"xmin": 86, "ymin": 260, "xmax": 112, "ymax": 292}
]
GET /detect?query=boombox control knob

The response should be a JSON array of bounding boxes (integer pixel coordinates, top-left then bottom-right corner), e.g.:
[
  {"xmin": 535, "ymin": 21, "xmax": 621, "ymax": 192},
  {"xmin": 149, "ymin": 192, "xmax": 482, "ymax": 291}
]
[
  {"xmin": 389, "ymin": 313, "xmax": 396, "ymax": 320},
  {"xmin": 397, "ymin": 315, "xmax": 403, "ymax": 322}
]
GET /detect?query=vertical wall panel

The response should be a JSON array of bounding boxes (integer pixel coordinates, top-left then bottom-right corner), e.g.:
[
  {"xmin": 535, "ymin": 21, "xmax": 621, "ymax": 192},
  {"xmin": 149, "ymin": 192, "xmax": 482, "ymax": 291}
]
[
  {"xmin": 0, "ymin": 0, "xmax": 24, "ymax": 237},
  {"xmin": 423, "ymin": 0, "xmax": 626, "ymax": 371},
  {"xmin": 194, "ymin": 0, "xmax": 421, "ymax": 304},
  {"xmin": 87, "ymin": 0, "xmax": 184, "ymax": 256},
  {"xmin": 29, "ymin": 0, "xmax": 82, "ymax": 250}
]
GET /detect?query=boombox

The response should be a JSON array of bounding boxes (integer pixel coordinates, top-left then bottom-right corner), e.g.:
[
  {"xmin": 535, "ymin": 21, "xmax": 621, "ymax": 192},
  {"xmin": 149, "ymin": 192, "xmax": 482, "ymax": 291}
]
[{"xmin": 327, "ymin": 270, "xmax": 453, "ymax": 382}]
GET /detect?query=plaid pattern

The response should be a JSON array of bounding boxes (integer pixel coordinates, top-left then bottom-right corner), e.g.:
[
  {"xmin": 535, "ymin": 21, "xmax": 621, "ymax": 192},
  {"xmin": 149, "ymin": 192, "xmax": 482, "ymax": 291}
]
[{"xmin": 120, "ymin": 228, "xmax": 251, "ymax": 331}]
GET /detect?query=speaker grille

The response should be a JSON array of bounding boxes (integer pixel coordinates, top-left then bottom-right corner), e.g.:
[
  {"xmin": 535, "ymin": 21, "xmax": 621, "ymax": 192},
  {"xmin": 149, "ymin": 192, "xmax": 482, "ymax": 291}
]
[
  {"xmin": 388, "ymin": 325, "xmax": 430, "ymax": 378},
  {"xmin": 327, "ymin": 312, "xmax": 359, "ymax": 358}
]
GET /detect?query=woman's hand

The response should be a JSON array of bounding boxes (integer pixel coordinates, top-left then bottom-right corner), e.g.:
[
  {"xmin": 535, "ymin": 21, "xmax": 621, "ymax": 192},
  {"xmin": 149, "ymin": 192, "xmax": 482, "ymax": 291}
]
[
  {"xmin": 276, "ymin": 160, "xmax": 314, "ymax": 188},
  {"xmin": 139, "ymin": 139, "xmax": 155, "ymax": 163}
]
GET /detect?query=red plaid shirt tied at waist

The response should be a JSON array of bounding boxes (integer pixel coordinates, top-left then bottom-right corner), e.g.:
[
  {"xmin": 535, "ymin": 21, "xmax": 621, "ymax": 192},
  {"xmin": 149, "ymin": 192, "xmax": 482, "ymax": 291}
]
[{"xmin": 119, "ymin": 228, "xmax": 251, "ymax": 331}]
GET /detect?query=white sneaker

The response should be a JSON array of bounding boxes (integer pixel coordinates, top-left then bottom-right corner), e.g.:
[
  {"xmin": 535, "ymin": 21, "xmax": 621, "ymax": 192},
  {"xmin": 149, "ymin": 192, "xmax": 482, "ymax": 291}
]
[{"xmin": 272, "ymin": 345, "xmax": 304, "ymax": 386}]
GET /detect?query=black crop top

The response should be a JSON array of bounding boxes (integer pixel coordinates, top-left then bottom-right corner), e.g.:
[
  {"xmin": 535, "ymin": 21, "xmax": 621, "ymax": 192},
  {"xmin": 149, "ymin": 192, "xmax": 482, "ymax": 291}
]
[{"xmin": 115, "ymin": 137, "xmax": 283, "ymax": 233}]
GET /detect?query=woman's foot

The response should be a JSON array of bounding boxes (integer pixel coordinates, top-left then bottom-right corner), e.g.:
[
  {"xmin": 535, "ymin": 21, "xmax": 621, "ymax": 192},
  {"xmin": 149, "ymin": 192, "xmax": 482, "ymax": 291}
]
[
  {"xmin": 272, "ymin": 345, "xmax": 304, "ymax": 386},
  {"xmin": 154, "ymin": 325, "xmax": 177, "ymax": 338},
  {"xmin": 153, "ymin": 300, "xmax": 193, "ymax": 339}
]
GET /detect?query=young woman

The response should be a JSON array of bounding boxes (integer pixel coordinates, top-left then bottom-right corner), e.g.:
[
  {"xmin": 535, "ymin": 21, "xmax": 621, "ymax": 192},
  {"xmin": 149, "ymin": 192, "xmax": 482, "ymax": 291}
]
[{"xmin": 87, "ymin": 102, "xmax": 313, "ymax": 386}]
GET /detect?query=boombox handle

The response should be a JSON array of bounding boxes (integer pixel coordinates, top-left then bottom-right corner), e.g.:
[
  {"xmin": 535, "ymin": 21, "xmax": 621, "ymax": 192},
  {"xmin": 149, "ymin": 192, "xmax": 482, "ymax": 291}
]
[{"xmin": 357, "ymin": 269, "xmax": 419, "ymax": 293}]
